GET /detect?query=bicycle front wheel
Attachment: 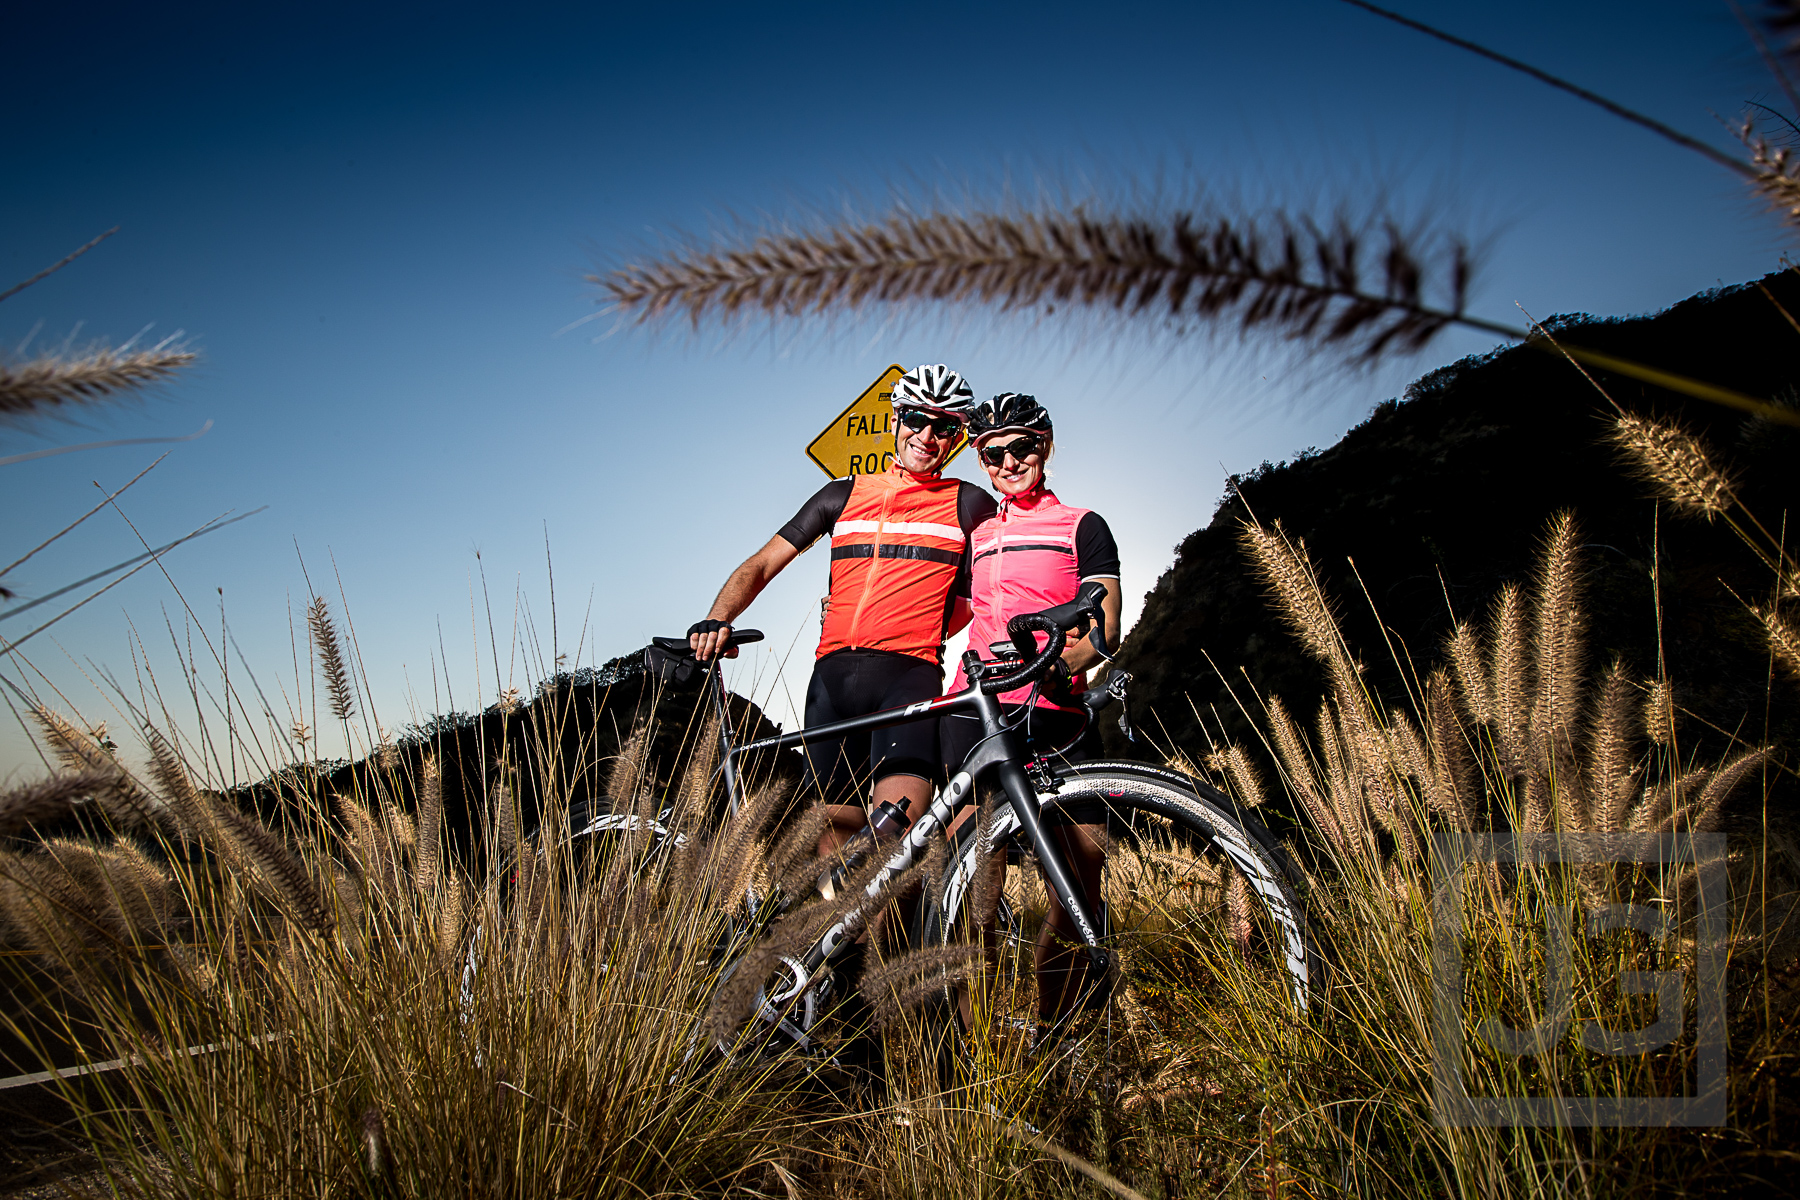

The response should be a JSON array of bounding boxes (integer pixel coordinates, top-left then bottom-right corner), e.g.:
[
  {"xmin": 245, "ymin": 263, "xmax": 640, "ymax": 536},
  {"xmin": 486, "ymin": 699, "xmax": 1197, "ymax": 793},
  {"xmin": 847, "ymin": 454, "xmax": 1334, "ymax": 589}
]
[{"xmin": 918, "ymin": 760, "xmax": 1317, "ymax": 1078}]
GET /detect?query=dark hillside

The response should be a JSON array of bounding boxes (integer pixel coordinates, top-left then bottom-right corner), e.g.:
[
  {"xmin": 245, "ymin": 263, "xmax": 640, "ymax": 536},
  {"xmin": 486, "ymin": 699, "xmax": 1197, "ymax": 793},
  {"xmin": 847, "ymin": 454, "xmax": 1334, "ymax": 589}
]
[
  {"xmin": 225, "ymin": 654, "xmax": 799, "ymax": 865},
  {"xmin": 1106, "ymin": 269, "xmax": 1800, "ymax": 779}
]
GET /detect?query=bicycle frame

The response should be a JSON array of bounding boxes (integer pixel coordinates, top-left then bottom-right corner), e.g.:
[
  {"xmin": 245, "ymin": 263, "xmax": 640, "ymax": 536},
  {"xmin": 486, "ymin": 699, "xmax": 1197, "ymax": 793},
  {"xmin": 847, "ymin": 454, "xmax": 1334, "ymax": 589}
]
[{"xmin": 716, "ymin": 651, "xmax": 1113, "ymax": 1004}]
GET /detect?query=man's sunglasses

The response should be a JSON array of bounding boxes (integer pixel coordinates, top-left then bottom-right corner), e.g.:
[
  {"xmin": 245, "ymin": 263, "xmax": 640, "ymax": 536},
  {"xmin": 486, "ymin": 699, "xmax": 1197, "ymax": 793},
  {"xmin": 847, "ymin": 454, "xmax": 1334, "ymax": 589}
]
[
  {"xmin": 898, "ymin": 409, "xmax": 965, "ymax": 439},
  {"xmin": 978, "ymin": 434, "xmax": 1041, "ymax": 467}
]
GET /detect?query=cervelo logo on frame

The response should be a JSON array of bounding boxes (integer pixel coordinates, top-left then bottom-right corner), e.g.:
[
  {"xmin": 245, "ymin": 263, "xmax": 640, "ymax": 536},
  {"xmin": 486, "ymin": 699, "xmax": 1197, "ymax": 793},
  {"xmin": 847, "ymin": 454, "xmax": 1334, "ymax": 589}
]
[{"xmin": 1430, "ymin": 832, "xmax": 1727, "ymax": 1128}]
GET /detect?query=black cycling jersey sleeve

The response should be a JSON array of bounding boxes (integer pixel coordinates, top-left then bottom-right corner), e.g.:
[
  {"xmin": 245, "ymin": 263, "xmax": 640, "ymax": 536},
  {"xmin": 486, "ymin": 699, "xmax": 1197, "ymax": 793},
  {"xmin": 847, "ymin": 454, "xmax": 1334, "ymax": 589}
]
[
  {"xmin": 776, "ymin": 478, "xmax": 855, "ymax": 551},
  {"xmin": 958, "ymin": 480, "xmax": 1000, "ymax": 534},
  {"xmin": 1075, "ymin": 511, "xmax": 1121, "ymax": 580},
  {"xmin": 952, "ymin": 482, "xmax": 1000, "ymax": 599}
]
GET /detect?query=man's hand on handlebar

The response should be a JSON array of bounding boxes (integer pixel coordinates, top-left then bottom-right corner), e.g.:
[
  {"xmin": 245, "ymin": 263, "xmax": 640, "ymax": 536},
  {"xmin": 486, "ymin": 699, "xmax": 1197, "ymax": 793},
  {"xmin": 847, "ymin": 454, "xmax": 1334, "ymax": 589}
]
[{"xmin": 688, "ymin": 619, "xmax": 739, "ymax": 661}]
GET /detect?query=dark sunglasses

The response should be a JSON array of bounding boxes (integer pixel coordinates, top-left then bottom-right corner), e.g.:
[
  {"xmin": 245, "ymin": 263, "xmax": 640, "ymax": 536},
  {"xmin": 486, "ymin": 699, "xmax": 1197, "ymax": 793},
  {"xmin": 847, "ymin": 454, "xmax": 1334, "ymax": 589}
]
[
  {"xmin": 978, "ymin": 434, "xmax": 1041, "ymax": 466},
  {"xmin": 898, "ymin": 409, "xmax": 964, "ymax": 439}
]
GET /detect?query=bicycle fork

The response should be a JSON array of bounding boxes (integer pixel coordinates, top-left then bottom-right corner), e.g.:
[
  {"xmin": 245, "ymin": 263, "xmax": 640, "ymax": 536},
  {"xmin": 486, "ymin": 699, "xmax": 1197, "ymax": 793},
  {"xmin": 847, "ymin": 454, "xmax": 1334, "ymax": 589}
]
[
  {"xmin": 991, "ymin": 757, "xmax": 1113, "ymax": 1004},
  {"xmin": 958, "ymin": 686, "xmax": 1114, "ymax": 1005}
]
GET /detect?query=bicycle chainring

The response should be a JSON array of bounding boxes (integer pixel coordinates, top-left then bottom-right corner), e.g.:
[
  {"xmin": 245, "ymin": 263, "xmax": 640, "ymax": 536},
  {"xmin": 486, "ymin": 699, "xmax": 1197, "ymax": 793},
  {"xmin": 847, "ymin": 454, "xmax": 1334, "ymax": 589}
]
[{"xmin": 752, "ymin": 955, "xmax": 820, "ymax": 1050}]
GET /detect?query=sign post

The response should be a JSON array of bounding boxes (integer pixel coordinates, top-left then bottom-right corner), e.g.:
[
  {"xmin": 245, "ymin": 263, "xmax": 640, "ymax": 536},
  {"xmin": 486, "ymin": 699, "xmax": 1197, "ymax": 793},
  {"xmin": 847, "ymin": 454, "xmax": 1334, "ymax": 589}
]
[{"xmin": 805, "ymin": 364, "xmax": 967, "ymax": 479}]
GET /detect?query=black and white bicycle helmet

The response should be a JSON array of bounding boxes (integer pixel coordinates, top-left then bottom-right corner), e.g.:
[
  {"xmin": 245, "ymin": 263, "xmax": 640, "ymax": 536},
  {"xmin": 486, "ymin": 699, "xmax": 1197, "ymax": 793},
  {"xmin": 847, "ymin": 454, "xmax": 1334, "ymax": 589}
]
[
  {"xmin": 890, "ymin": 363, "xmax": 976, "ymax": 417},
  {"xmin": 969, "ymin": 392, "xmax": 1052, "ymax": 441}
]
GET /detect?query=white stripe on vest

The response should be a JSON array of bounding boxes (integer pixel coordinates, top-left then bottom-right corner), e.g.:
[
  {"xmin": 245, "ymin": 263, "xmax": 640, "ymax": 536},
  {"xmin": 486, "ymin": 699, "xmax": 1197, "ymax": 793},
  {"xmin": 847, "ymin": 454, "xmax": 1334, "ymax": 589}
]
[{"xmin": 831, "ymin": 519, "xmax": 965, "ymax": 543}]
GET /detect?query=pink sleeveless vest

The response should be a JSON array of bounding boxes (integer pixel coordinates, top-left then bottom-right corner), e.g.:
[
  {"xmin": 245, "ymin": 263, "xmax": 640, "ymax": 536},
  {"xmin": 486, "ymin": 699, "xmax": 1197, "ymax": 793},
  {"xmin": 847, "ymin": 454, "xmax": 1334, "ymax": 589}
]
[{"xmin": 950, "ymin": 487, "xmax": 1093, "ymax": 708}]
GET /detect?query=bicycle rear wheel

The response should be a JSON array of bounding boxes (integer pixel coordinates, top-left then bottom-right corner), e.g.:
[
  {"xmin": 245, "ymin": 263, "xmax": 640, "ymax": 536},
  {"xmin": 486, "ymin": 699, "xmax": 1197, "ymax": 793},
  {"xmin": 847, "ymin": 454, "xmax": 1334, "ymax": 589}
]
[
  {"xmin": 917, "ymin": 760, "xmax": 1316, "ymax": 1085},
  {"xmin": 460, "ymin": 796, "xmax": 687, "ymax": 1020}
]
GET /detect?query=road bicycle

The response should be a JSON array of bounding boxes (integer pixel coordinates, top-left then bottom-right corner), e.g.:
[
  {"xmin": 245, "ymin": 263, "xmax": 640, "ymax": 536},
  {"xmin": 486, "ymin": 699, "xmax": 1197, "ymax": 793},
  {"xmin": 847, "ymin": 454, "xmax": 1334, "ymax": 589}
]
[{"xmin": 628, "ymin": 581, "xmax": 1317, "ymax": 1078}]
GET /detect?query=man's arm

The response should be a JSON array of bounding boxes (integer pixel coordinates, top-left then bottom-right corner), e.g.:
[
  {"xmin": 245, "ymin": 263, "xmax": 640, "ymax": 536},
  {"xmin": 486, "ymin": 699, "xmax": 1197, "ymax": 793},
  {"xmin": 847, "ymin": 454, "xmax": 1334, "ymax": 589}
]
[
  {"xmin": 690, "ymin": 535, "xmax": 800, "ymax": 660},
  {"xmin": 947, "ymin": 595, "xmax": 973, "ymax": 637}
]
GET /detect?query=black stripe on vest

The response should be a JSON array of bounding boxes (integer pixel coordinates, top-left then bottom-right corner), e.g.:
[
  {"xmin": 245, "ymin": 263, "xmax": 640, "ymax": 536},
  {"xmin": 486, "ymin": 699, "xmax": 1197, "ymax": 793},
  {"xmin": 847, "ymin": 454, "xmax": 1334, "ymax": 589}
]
[
  {"xmin": 831, "ymin": 544, "xmax": 964, "ymax": 567},
  {"xmin": 972, "ymin": 542, "xmax": 1075, "ymax": 563}
]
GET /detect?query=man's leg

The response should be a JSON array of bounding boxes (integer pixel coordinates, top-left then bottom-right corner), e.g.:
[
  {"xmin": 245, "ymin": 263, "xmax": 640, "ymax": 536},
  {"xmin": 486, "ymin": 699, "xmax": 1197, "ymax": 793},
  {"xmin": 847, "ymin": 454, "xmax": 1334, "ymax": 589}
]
[
  {"xmin": 802, "ymin": 656, "xmax": 874, "ymax": 856},
  {"xmin": 820, "ymin": 771, "xmax": 933, "ymax": 853},
  {"xmin": 815, "ymin": 653, "xmax": 943, "ymax": 856}
]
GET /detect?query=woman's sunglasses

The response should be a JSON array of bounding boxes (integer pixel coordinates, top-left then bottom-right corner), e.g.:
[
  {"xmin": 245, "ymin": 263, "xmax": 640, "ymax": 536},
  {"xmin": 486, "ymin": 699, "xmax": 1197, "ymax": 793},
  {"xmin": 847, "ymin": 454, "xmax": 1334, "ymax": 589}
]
[
  {"xmin": 898, "ymin": 409, "xmax": 965, "ymax": 439},
  {"xmin": 978, "ymin": 434, "xmax": 1041, "ymax": 467}
]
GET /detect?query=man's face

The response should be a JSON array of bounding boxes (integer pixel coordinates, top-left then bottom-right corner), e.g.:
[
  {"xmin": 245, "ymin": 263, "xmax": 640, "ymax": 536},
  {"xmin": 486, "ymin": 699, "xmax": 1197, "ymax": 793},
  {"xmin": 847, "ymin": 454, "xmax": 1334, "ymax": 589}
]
[{"xmin": 893, "ymin": 407, "xmax": 964, "ymax": 474}]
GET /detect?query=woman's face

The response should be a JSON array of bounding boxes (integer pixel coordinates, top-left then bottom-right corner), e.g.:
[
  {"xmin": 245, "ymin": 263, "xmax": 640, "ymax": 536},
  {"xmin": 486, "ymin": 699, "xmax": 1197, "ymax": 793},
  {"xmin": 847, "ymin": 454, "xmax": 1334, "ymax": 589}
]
[{"xmin": 979, "ymin": 432, "xmax": 1047, "ymax": 496}]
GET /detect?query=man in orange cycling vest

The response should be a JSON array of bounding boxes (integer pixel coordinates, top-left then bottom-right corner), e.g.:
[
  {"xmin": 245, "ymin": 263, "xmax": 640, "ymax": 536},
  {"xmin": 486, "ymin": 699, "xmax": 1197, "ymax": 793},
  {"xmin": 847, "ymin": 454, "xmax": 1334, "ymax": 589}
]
[{"xmin": 689, "ymin": 364, "xmax": 997, "ymax": 852}]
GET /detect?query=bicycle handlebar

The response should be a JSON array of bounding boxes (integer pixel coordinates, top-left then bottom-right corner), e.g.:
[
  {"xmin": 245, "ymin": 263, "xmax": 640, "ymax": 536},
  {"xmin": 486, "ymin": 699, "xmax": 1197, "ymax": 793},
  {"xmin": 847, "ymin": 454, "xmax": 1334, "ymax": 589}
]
[
  {"xmin": 981, "ymin": 613, "xmax": 1064, "ymax": 695},
  {"xmin": 651, "ymin": 630, "xmax": 765, "ymax": 655},
  {"xmin": 980, "ymin": 579, "xmax": 1110, "ymax": 695}
]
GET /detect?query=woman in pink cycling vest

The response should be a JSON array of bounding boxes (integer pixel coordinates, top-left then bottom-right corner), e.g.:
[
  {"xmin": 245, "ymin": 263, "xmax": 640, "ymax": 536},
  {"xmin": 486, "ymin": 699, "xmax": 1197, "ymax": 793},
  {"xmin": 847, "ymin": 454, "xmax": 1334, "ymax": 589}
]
[{"xmin": 941, "ymin": 392, "xmax": 1123, "ymax": 1028}]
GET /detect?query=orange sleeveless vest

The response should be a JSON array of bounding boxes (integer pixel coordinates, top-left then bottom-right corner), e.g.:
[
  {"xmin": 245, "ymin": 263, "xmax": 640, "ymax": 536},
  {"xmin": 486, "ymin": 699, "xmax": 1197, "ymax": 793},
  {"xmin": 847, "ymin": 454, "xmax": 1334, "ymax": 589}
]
[{"xmin": 818, "ymin": 464, "xmax": 968, "ymax": 666}]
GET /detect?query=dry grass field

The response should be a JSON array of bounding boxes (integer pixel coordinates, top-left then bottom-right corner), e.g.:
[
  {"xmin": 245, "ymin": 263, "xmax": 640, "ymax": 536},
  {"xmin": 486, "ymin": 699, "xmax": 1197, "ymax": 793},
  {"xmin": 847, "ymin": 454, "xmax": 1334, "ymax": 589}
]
[{"xmin": 3, "ymin": 401, "xmax": 1796, "ymax": 1197}]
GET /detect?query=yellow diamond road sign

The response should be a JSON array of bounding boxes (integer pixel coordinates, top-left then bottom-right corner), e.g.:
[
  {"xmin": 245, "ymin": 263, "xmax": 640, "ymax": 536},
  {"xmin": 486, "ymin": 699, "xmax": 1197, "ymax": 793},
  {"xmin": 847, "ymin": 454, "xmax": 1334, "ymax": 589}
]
[{"xmin": 805, "ymin": 364, "xmax": 967, "ymax": 479}]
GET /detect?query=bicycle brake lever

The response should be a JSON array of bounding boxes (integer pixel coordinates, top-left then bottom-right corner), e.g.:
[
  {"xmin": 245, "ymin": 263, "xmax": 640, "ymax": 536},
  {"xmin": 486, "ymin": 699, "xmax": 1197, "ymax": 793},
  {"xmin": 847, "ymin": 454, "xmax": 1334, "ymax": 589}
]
[{"xmin": 1107, "ymin": 671, "xmax": 1137, "ymax": 742}]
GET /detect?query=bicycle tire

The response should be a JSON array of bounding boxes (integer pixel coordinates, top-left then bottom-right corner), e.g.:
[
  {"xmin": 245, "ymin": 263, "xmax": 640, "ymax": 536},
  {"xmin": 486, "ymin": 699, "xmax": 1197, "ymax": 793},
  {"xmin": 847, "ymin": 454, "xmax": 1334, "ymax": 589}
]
[{"xmin": 917, "ymin": 759, "xmax": 1317, "ymax": 1081}]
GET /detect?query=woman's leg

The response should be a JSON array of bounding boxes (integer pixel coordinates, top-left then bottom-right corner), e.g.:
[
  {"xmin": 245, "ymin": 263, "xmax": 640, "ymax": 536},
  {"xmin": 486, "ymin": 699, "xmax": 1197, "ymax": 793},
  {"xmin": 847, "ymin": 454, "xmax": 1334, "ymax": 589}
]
[{"xmin": 1035, "ymin": 821, "xmax": 1107, "ymax": 1022}]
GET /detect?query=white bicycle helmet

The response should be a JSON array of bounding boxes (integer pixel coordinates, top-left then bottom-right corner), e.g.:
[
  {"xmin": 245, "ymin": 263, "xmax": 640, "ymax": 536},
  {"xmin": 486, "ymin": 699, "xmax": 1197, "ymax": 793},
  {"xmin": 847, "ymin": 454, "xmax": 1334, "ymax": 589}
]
[{"xmin": 890, "ymin": 363, "xmax": 976, "ymax": 417}]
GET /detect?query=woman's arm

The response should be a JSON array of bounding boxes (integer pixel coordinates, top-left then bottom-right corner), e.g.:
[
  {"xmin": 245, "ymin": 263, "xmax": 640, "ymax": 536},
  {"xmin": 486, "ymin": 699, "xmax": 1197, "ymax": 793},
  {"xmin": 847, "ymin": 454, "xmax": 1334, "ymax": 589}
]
[
  {"xmin": 1061, "ymin": 577, "xmax": 1122, "ymax": 676},
  {"xmin": 1059, "ymin": 510, "xmax": 1123, "ymax": 677}
]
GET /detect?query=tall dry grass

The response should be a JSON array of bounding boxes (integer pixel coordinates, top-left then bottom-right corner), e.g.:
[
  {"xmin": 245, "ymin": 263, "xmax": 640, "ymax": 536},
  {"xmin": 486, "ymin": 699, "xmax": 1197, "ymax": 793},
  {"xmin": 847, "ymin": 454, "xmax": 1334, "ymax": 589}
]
[
  {"xmin": 591, "ymin": 8, "xmax": 1800, "ymax": 434},
  {"xmin": 0, "ymin": 342, "xmax": 198, "ymax": 422},
  {"xmin": 5, "ymin": 394, "xmax": 1796, "ymax": 1197},
  {"xmin": 600, "ymin": 206, "xmax": 1479, "ymax": 363},
  {"xmin": 0, "ymin": 702, "xmax": 821, "ymax": 1197},
  {"xmin": 1609, "ymin": 407, "xmax": 1800, "ymax": 689},
  {"xmin": 1147, "ymin": 508, "xmax": 1793, "ymax": 1198},
  {"xmin": 1, "ymin": 227, "xmax": 197, "ymax": 424},
  {"xmin": 1, "ymin": 594, "xmax": 1156, "ymax": 1199}
]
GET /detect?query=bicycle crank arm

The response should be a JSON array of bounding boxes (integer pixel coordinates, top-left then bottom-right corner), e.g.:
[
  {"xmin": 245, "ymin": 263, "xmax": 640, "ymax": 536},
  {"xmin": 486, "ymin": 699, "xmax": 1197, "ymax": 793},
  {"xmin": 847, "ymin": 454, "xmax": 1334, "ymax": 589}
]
[{"xmin": 993, "ymin": 760, "xmax": 1113, "ymax": 984}]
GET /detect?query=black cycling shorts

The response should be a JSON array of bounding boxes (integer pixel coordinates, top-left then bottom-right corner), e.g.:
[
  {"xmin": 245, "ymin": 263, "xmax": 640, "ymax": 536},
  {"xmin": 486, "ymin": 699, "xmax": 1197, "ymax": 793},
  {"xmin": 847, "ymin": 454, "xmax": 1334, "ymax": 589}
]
[
  {"xmin": 801, "ymin": 649, "xmax": 943, "ymax": 805},
  {"xmin": 939, "ymin": 704, "xmax": 1100, "ymax": 772},
  {"xmin": 939, "ymin": 704, "xmax": 1105, "ymax": 823}
]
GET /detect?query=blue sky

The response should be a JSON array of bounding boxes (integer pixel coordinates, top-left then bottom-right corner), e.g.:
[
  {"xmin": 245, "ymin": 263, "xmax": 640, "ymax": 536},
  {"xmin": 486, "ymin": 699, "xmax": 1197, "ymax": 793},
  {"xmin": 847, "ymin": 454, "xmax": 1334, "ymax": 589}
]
[{"xmin": 1, "ymin": 0, "xmax": 1790, "ymax": 779}]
